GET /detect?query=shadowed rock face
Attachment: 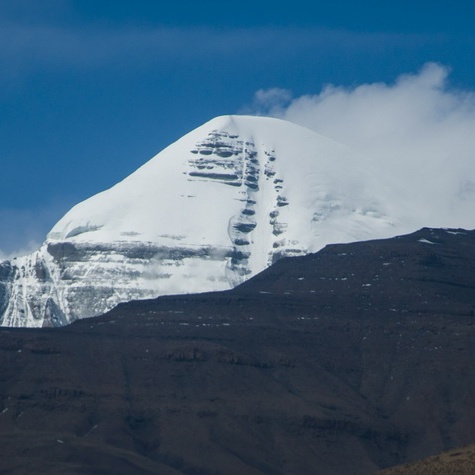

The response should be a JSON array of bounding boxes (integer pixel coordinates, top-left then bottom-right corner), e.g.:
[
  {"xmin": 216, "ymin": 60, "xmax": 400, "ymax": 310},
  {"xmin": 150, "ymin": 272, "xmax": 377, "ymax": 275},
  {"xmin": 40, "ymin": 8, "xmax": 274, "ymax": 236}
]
[{"xmin": 0, "ymin": 228, "xmax": 474, "ymax": 474}]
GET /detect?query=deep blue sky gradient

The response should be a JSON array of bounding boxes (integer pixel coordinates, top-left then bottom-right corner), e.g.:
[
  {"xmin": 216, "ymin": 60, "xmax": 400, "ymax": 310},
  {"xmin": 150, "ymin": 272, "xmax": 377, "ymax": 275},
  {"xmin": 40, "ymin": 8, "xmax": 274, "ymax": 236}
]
[{"xmin": 1, "ymin": 0, "xmax": 474, "ymax": 253}]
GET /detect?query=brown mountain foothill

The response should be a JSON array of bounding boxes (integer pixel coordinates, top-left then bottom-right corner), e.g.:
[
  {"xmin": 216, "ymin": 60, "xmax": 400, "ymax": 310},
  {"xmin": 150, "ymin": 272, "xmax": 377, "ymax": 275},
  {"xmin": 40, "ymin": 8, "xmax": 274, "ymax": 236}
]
[{"xmin": 375, "ymin": 443, "xmax": 475, "ymax": 474}]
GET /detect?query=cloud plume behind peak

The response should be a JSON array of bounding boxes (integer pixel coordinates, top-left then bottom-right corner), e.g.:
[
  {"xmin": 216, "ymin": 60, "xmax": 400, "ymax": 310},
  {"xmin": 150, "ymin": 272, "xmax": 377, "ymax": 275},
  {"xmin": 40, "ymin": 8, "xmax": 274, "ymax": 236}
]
[{"xmin": 249, "ymin": 63, "xmax": 475, "ymax": 230}]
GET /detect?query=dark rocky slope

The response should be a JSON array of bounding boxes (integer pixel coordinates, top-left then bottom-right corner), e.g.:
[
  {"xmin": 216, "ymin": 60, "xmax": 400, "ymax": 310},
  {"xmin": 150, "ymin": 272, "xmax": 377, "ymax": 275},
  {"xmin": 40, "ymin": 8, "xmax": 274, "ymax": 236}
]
[{"xmin": 0, "ymin": 227, "xmax": 474, "ymax": 474}]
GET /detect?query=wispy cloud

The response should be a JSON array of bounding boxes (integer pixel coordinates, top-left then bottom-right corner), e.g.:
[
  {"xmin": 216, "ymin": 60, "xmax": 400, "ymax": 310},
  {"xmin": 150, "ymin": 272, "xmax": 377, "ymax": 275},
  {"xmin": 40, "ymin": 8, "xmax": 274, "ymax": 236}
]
[
  {"xmin": 0, "ymin": 204, "xmax": 68, "ymax": 259},
  {"xmin": 243, "ymin": 88, "xmax": 292, "ymax": 114},
  {"xmin": 249, "ymin": 63, "xmax": 475, "ymax": 229},
  {"xmin": 0, "ymin": 20, "xmax": 436, "ymax": 78}
]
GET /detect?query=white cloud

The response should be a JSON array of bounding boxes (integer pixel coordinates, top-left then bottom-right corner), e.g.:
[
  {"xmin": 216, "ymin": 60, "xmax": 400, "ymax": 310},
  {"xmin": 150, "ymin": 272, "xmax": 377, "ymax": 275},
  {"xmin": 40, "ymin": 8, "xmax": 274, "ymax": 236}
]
[
  {"xmin": 250, "ymin": 63, "xmax": 475, "ymax": 230},
  {"xmin": 248, "ymin": 88, "xmax": 292, "ymax": 113}
]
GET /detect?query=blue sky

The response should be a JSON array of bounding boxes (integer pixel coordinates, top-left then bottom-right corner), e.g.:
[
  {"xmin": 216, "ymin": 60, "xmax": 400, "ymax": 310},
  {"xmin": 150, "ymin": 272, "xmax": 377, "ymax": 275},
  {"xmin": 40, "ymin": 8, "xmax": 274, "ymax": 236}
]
[{"xmin": 1, "ymin": 0, "xmax": 475, "ymax": 256}]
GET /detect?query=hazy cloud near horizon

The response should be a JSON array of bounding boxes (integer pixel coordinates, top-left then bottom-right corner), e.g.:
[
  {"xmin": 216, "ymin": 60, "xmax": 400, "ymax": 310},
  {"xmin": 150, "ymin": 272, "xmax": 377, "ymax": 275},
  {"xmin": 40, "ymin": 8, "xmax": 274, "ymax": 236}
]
[
  {"xmin": 250, "ymin": 63, "xmax": 475, "ymax": 230},
  {"xmin": 0, "ymin": 205, "xmax": 71, "ymax": 260}
]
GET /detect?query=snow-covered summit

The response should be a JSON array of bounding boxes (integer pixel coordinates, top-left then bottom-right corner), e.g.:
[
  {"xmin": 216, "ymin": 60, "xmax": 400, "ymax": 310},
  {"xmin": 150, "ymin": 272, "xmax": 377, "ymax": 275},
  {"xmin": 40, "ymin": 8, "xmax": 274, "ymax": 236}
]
[
  {"xmin": 1, "ymin": 115, "xmax": 401, "ymax": 327},
  {"xmin": 48, "ymin": 115, "xmax": 389, "ymax": 245}
]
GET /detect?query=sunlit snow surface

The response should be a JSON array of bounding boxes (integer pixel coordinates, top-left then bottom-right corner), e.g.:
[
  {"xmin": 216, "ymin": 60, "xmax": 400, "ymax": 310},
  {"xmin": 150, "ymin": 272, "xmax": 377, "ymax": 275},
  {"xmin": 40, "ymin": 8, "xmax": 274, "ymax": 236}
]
[{"xmin": 0, "ymin": 115, "xmax": 421, "ymax": 327}]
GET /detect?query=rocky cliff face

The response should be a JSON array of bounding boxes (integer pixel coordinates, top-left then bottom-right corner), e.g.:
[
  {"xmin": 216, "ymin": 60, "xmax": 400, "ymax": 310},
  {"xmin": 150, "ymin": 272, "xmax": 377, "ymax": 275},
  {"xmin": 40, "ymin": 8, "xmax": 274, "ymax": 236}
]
[{"xmin": 0, "ymin": 115, "xmax": 401, "ymax": 327}]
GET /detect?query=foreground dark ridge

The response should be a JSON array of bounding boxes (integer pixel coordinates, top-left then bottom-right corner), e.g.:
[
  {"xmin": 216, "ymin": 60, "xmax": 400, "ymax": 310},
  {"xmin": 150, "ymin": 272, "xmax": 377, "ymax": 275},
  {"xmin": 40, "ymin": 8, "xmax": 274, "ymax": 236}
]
[{"xmin": 0, "ymin": 227, "xmax": 474, "ymax": 474}]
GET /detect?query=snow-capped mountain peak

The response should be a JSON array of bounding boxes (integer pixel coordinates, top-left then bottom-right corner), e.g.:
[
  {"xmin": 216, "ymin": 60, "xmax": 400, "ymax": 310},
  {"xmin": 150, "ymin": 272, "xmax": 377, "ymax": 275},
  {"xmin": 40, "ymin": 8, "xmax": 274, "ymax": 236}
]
[{"xmin": 1, "ymin": 115, "xmax": 399, "ymax": 327}]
